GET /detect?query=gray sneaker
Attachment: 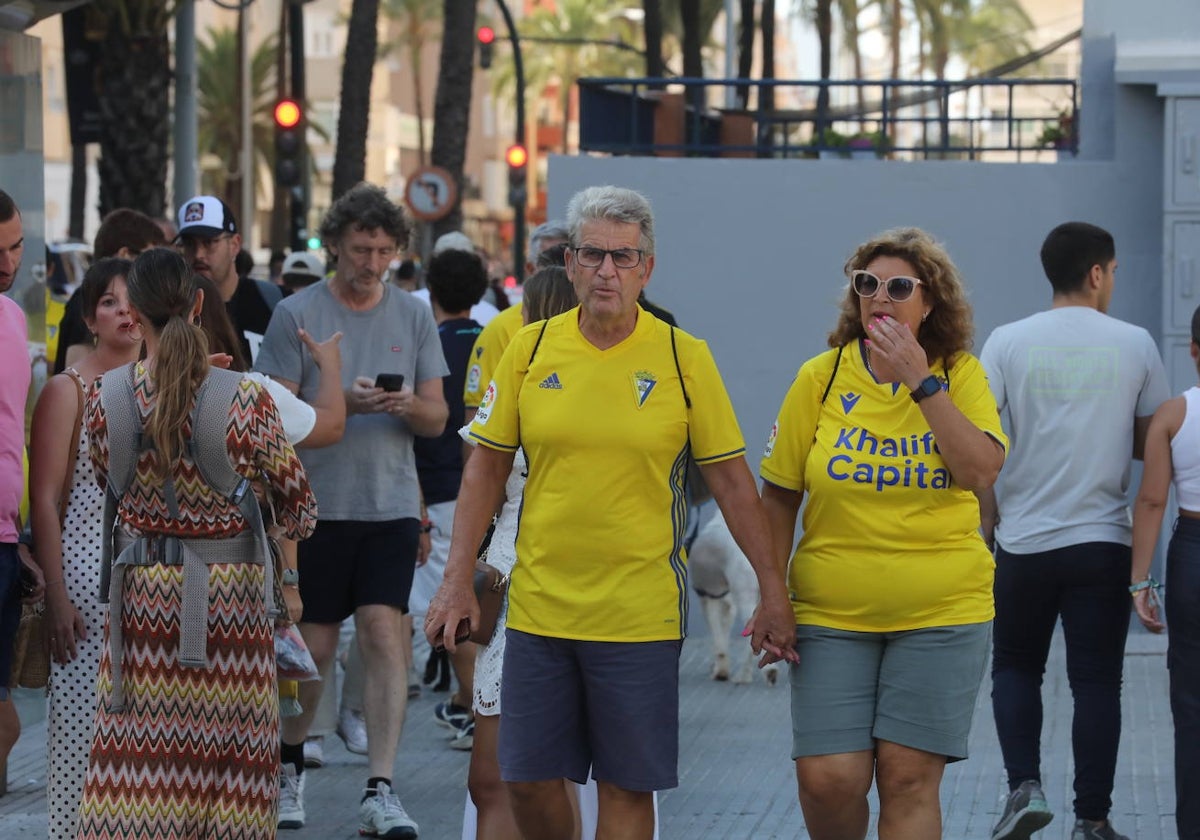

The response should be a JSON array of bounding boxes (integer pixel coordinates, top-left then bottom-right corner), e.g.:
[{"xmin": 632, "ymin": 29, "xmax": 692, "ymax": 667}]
[
  {"xmin": 278, "ymin": 764, "xmax": 306, "ymax": 829},
  {"xmin": 992, "ymin": 780, "xmax": 1054, "ymax": 839},
  {"xmin": 359, "ymin": 781, "xmax": 419, "ymax": 839},
  {"xmin": 1071, "ymin": 819, "xmax": 1130, "ymax": 840}
]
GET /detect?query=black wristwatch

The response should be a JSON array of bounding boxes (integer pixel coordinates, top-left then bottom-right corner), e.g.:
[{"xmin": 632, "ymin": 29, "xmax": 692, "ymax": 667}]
[{"xmin": 909, "ymin": 375, "xmax": 943, "ymax": 403}]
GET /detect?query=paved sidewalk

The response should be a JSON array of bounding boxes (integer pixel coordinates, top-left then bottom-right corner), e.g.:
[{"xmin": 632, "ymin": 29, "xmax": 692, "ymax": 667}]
[{"xmin": 0, "ymin": 617, "xmax": 1175, "ymax": 839}]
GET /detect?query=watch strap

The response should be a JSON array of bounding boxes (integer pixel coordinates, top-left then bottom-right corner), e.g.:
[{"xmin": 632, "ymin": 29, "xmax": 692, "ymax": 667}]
[{"xmin": 909, "ymin": 375, "xmax": 943, "ymax": 403}]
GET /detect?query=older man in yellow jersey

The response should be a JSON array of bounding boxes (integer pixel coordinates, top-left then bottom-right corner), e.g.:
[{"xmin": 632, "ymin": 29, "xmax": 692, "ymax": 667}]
[{"xmin": 426, "ymin": 186, "xmax": 797, "ymax": 840}]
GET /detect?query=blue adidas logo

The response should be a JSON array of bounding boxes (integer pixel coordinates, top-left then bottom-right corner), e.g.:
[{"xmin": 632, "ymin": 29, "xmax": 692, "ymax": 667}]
[{"xmin": 539, "ymin": 372, "xmax": 563, "ymax": 390}]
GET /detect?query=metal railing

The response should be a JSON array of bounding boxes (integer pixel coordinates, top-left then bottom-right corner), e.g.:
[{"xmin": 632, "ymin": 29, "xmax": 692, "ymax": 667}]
[{"xmin": 577, "ymin": 77, "xmax": 1079, "ymax": 160}]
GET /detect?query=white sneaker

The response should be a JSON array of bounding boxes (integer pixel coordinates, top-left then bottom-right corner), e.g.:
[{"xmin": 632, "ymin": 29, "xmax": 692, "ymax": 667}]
[
  {"xmin": 337, "ymin": 706, "xmax": 368, "ymax": 754},
  {"xmin": 303, "ymin": 735, "xmax": 324, "ymax": 768},
  {"xmin": 278, "ymin": 764, "xmax": 306, "ymax": 829},
  {"xmin": 359, "ymin": 781, "xmax": 419, "ymax": 838}
]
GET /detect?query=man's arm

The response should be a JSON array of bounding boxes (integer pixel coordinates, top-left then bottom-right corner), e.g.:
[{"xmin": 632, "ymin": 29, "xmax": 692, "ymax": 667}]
[
  {"xmin": 1133, "ymin": 414, "xmax": 1153, "ymax": 461},
  {"xmin": 387, "ymin": 377, "xmax": 448, "ymax": 438},
  {"xmin": 976, "ymin": 486, "xmax": 999, "ymax": 551},
  {"xmin": 700, "ymin": 457, "xmax": 799, "ymax": 665}
]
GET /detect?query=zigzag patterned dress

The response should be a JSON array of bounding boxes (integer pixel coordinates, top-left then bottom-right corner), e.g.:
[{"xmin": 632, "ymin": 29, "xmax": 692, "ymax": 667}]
[{"xmin": 75, "ymin": 364, "xmax": 317, "ymax": 840}]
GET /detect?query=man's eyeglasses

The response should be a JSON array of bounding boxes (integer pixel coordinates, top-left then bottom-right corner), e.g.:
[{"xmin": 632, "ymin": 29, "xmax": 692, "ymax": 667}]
[
  {"xmin": 572, "ymin": 246, "xmax": 644, "ymax": 270},
  {"xmin": 850, "ymin": 269, "xmax": 923, "ymax": 303},
  {"xmin": 179, "ymin": 234, "xmax": 231, "ymax": 255}
]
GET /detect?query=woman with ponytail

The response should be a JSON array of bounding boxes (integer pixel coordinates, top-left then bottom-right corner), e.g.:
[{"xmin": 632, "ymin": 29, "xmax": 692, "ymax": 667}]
[{"xmin": 75, "ymin": 248, "xmax": 317, "ymax": 840}]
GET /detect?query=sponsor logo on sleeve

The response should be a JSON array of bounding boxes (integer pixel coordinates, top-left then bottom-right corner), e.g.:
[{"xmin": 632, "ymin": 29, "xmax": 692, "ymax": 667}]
[
  {"xmin": 467, "ymin": 363, "xmax": 482, "ymax": 394},
  {"xmin": 764, "ymin": 420, "xmax": 779, "ymax": 458},
  {"xmin": 475, "ymin": 381, "xmax": 497, "ymax": 425}
]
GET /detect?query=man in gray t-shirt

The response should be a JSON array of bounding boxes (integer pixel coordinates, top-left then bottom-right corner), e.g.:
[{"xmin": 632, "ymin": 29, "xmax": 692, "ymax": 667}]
[
  {"xmin": 256, "ymin": 184, "xmax": 448, "ymax": 838},
  {"xmin": 980, "ymin": 222, "xmax": 1167, "ymax": 840}
]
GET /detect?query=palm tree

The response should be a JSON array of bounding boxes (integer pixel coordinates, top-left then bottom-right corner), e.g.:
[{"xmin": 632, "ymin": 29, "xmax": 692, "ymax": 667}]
[
  {"xmin": 430, "ymin": 0, "xmax": 478, "ymax": 236},
  {"xmin": 331, "ymin": 0, "xmax": 381, "ymax": 200},
  {"xmin": 91, "ymin": 0, "xmax": 177, "ymax": 217},
  {"xmin": 762, "ymin": 0, "xmax": 777, "ymax": 112},
  {"xmin": 643, "ymin": 0, "xmax": 666, "ymax": 79},
  {"xmin": 380, "ymin": 0, "xmax": 443, "ymax": 166},
  {"xmin": 735, "ymin": 0, "xmax": 756, "ymax": 108},
  {"xmin": 490, "ymin": 0, "xmax": 637, "ymax": 154},
  {"xmin": 196, "ymin": 27, "xmax": 278, "ymax": 208}
]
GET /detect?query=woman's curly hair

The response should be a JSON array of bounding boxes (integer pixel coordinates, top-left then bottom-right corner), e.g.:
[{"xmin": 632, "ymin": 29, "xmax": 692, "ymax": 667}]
[{"xmin": 827, "ymin": 227, "xmax": 975, "ymax": 364}]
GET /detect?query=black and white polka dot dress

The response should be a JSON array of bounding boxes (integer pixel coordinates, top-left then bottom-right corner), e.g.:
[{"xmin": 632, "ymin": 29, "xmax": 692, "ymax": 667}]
[{"xmin": 45, "ymin": 420, "xmax": 105, "ymax": 840}]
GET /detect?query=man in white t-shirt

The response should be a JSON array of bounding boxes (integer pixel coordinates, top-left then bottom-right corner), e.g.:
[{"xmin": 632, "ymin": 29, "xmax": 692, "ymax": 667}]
[{"xmin": 980, "ymin": 222, "xmax": 1168, "ymax": 840}]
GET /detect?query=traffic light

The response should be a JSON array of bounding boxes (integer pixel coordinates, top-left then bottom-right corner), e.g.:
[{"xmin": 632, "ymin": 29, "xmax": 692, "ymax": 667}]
[
  {"xmin": 477, "ymin": 26, "xmax": 495, "ymax": 69},
  {"xmin": 274, "ymin": 98, "xmax": 303, "ymax": 189},
  {"xmin": 506, "ymin": 143, "xmax": 527, "ymax": 208}
]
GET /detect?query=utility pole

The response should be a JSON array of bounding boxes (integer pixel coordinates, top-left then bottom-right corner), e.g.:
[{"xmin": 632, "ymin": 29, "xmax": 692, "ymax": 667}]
[
  {"xmin": 173, "ymin": 0, "xmax": 198, "ymax": 210},
  {"xmin": 493, "ymin": 0, "xmax": 526, "ymax": 279},
  {"xmin": 290, "ymin": 0, "xmax": 309, "ymax": 252}
]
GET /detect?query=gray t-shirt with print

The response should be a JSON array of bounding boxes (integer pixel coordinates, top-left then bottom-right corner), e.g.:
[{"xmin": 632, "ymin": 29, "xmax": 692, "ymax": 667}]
[
  {"xmin": 981, "ymin": 306, "xmax": 1168, "ymax": 553},
  {"xmin": 256, "ymin": 280, "xmax": 449, "ymax": 521}
]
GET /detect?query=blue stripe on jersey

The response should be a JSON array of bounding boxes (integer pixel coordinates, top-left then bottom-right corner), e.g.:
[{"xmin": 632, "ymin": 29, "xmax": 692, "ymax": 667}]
[
  {"xmin": 693, "ymin": 446, "xmax": 746, "ymax": 464},
  {"xmin": 669, "ymin": 444, "xmax": 690, "ymax": 635},
  {"xmin": 468, "ymin": 431, "xmax": 520, "ymax": 451}
]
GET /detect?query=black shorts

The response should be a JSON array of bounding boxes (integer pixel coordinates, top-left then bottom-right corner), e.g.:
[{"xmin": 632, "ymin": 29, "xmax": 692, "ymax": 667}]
[
  {"xmin": 0, "ymin": 543, "xmax": 21, "ymax": 700},
  {"xmin": 297, "ymin": 519, "xmax": 420, "ymax": 623}
]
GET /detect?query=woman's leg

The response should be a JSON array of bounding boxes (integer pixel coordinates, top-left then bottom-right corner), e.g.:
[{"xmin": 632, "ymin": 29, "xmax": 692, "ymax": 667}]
[
  {"xmin": 468, "ymin": 714, "xmax": 522, "ymax": 840},
  {"xmin": 875, "ymin": 741, "xmax": 946, "ymax": 840},
  {"xmin": 795, "ymin": 750, "xmax": 875, "ymax": 840}
]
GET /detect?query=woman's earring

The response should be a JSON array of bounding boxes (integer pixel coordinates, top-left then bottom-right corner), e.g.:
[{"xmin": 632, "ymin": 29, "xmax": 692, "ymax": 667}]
[
  {"xmin": 191, "ymin": 314, "xmax": 201, "ymax": 327},
  {"xmin": 922, "ymin": 311, "xmax": 930, "ymax": 322},
  {"xmin": 130, "ymin": 323, "xmax": 145, "ymax": 342}
]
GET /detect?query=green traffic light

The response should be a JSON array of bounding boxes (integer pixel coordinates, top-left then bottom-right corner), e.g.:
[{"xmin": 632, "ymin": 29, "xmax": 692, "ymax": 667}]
[{"xmin": 307, "ymin": 237, "xmax": 321, "ymax": 250}]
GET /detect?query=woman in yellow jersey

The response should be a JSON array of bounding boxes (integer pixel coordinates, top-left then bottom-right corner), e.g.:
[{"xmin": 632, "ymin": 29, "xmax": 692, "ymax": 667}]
[
  {"xmin": 760, "ymin": 228, "xmax": 1006, "ymax": 840},
  {"xmin": 427, "ymin": 186, "xmax": 796, "ymax": 840}
]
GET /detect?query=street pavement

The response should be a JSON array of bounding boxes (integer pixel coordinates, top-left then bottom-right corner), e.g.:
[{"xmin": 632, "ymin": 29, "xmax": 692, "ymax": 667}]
[{"xmin": 0, "ymin": 606, "xmax": 1177, "ymax": 839}]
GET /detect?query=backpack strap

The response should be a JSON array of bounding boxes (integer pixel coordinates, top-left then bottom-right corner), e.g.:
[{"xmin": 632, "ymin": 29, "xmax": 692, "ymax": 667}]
[
  {"xmin": 98, "ymin": 364, "xmax": 145, "ymax": 604},
  {"xmin": 527, "ymin": 318, "xmax": 550, "ymax": 365},
  {"xmin": 185, "ymin": 368, "xmax": 277, "ymax": 622},
  {"xmin": 669, "ymin": 326, "xmax": 692, "ymax": 410},
  {"xmin": 819, "ymin": 345, "xmax": 845, "ymax": 405}
]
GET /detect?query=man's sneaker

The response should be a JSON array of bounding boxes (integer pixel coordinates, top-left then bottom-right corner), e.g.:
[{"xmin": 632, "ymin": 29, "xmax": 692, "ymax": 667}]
[
  {"xmin": 337, "ymin": 706, "xmax": 368, "ymax": 755},
  {"xmin": 278, "ymin": 764, "xmax": 306, "ymax": 829},
  {"xmin": 1071, "ymin": 819, "xmax": 1130, "ymax": 840},
  {"xmin": 992, "ymin": 780, "xmax": 1053, "ymax": 839},
  {"xmin": 359, "ymin": 781, "xmax": 419, "ymax": 839},
  {"xmin": 450, "ymin": 718, "xmax": 475, "ymax": 751},
  {"xmin": 434, "ymin": 699, "xmax": 471, "ymax": 732},
  {"xmin": 303, "ymin": 735, "xmax": 324, "ymax": 768}
]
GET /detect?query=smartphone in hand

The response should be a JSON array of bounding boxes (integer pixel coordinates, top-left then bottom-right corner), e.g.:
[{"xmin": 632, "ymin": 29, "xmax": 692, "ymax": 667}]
[{"xmin": 375, "ymin": 373, "xmax": 405, "ymax": 392}]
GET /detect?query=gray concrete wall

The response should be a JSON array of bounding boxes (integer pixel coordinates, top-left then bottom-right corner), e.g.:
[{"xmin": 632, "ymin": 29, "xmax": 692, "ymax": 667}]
[{"xmin": 547, "ymin": 150, "xmax": 1164, "ymax": 460}]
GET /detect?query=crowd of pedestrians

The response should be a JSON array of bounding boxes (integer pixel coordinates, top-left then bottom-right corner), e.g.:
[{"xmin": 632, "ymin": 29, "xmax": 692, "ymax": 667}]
[{"xmin": 1, "ymin": 181, "xmax": 1198, "ymax": 840}]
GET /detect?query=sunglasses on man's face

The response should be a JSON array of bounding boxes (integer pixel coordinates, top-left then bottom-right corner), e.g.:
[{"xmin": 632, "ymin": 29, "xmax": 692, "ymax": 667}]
[{"xmin": 850, "ymin": 269, "xmax": 923, "ymax": 303}]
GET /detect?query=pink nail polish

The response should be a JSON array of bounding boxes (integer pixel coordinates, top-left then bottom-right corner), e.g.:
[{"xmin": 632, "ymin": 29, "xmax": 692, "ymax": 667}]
[{"xmin": 741, "ymin": 627, "xmax": 751, "ymax": 637}]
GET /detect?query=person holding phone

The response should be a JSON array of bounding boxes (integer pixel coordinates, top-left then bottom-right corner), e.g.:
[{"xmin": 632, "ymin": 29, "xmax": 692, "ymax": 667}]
[{"xmin": 256, "ymin": 183, "xmax": 448, "ymax": 838}]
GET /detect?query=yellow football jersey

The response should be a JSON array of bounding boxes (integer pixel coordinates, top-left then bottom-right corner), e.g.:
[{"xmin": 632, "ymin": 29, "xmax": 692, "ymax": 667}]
[
  {"xmin": 464, "ymin": 303, "xmax": 523, "ymax": 409},
  {"xmin": 470, "ymin": 307, "xmax": 745, "ymax": 642},
  {"xmin": 760, "ymin": 341, "xmax": 1005, "ymax": 632}
]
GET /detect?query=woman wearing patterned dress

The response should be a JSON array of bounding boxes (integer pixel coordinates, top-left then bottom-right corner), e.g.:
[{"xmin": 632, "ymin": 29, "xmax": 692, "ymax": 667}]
[
  {"xmin": 30, "ymin": 258, "xmax": 141, "ymax": 840},
  {"xmin": 74, "ymin": 248, "xmax": 317, "ymax": 840}
]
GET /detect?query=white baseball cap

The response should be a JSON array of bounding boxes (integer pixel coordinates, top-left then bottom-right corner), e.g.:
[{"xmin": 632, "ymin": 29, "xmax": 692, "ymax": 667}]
[
  {"xmin": 176, "ymin": 195, "xmax": 238, "ymax": 238},
  {"xmin": 282, "ymin": 251, "xmax": 325, "ymax": 280},
  {"xmin": 432, "ymin": 231, "xmax": 474, "ymax": 255}
]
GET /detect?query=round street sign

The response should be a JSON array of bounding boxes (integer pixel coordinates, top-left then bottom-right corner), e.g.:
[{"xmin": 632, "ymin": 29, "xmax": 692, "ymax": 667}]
[{"xmin": 404, "ymin": 166, "xmax": 458, "ymax": 222}]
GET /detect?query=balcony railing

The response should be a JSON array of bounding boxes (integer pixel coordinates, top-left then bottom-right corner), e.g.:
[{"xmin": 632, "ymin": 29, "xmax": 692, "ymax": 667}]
[{"xmin": 577, "ymin": 77, "xmax": 1079, "ymax": 160}]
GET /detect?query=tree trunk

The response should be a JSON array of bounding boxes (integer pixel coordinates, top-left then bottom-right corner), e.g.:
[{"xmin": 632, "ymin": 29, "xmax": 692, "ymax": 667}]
[
  {"xmin": 811, "ymin": 0, "xmax": 830, "ymax": 135},
  {"xmin": 68, "ymin": 143, "xmax": 86, "ymax": 241},
  {"xmin": 735, "ymin": 0, "xmax": 755, "ymax": 109},
  {"xmin": 96, "ymin": 31, "xmax": 170, "ymax": 218},
  {"xmin": 680, "ymin": 0, "xmax": 703, "ymax": 79},
  {"xmin": 890, "ymin": 0, "xmax": 902, "ymax": 79},
  {"xmin": 331, "ymin": 0, "xmax": 381, "ymax": 201},
  {"xmin": 430, "ymin": 0, "xmax": 477, "ymax": 237},
  {"xmin": 643, "ymin": 0, "xmax": 665, "ymax": 83},
  {"xmin": 761, "ymin": 0, "xmax": 776, "ymax": 113},
  {"xmin": 412, "ymin": 39, "xmax": 427, "ymax": 166}
]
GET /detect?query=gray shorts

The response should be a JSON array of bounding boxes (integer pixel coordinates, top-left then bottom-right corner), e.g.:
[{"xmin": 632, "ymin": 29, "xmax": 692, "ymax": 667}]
[
  {"xmin": 499, "ymin": 629, "xmax": 683, "ymax": 792},
  {"xmin": 790, "ymin": 622, "xmax": 991, "ymax": 762}
]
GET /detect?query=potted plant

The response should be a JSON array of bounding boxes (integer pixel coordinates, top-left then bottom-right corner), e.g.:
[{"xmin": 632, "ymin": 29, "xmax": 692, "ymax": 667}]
[
  {"xmin": 817, "ymin": 127, "xmax": 849, "ymax": 159},
  {"xmin": 847, "ymin": 130, "xmax": 887, "ymax": 159},
  {"xmin": 1037, "ymin": 111, "xmax": 1074, "ymax": 154}
]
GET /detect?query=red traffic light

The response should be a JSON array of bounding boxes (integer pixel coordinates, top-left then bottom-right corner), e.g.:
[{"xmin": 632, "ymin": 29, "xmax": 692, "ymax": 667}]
[
  {"xmin": 505, "ymin": 144, "xmax": 528, "ymax": 169},
  {"xmin": 274, "ymin": 99, "xmax": 302, "ymax": 129},
  {"xmin": 477, "ymin": 26, "xmax": 495, "ymax": 45}
]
